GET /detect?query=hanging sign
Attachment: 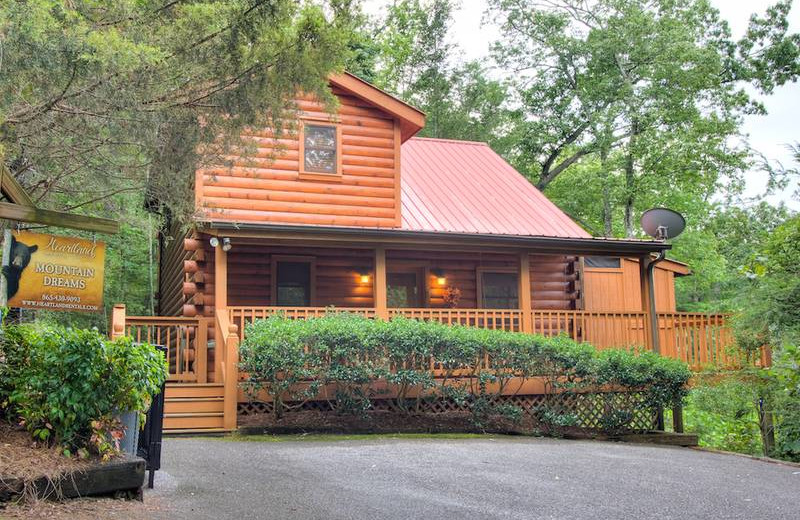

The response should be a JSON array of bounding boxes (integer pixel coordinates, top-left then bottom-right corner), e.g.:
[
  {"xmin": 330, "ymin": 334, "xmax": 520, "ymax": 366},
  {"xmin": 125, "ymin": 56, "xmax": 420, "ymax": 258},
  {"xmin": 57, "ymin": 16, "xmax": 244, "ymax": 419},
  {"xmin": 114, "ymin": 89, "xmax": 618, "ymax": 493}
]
[{"xmin": 4, "ymin": 231, "xmax": 106, "ymax": 312}]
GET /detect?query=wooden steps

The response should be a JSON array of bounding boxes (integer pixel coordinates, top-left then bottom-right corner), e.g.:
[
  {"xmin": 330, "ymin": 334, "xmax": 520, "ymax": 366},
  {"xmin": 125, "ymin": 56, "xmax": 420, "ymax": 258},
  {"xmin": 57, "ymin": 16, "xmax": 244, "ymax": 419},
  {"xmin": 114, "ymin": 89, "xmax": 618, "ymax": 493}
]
[{"xmin": 164, "ymin": 383, "xmax": 228, "ymax": 433}]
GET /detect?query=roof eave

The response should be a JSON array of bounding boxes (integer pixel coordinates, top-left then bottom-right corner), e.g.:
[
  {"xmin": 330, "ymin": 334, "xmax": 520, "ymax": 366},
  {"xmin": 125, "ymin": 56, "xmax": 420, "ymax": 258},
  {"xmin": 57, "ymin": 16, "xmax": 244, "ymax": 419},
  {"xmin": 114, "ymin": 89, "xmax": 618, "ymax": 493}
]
[
  {"xmin": 199, "ymin": 221, "xmax": 670, "ymax": 256},
  {"xmin": 329, "ymin": 73, "xmax": 425, "ymax": 142}
]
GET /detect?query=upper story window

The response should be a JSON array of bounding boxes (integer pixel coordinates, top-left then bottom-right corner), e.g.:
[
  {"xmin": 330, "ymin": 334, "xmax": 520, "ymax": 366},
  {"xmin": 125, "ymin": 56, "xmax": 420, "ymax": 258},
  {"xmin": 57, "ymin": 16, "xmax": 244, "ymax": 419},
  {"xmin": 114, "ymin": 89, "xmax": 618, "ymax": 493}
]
[
  {"xmin": 300, "ymin": 120, "xmax": 341, "ymax": 178},
  {"xmin": 585, "ymin": 256, "xmax": 621, "ymax": 269}
]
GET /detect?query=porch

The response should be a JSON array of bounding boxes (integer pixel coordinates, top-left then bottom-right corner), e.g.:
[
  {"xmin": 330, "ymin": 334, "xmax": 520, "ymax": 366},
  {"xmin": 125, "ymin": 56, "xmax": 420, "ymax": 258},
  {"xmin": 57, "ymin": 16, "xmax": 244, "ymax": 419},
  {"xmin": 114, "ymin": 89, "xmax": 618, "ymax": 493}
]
[
  {"xmin": 133, "ymin": 231, "xmax": 767, "ymax": 433},
  {"xmin": 113, "ymin": 304, "xmax": 763, "ymax": 434}
]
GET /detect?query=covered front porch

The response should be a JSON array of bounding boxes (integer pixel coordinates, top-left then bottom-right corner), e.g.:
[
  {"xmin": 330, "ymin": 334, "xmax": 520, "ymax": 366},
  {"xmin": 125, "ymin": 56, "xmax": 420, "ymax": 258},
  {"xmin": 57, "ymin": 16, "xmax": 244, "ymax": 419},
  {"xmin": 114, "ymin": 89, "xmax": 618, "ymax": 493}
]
[{"xmin": 110, "ymin": 227, "xmax": 769, "ymax": 433}]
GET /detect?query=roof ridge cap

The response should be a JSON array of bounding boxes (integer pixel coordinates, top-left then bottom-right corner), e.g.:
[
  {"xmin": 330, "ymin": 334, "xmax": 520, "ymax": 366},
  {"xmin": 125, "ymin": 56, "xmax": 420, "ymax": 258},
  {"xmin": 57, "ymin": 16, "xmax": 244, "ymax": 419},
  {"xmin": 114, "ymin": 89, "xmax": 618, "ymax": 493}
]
[{"xmin": 408, "ymin": 136, "xmax": 489, "ymax": 146}]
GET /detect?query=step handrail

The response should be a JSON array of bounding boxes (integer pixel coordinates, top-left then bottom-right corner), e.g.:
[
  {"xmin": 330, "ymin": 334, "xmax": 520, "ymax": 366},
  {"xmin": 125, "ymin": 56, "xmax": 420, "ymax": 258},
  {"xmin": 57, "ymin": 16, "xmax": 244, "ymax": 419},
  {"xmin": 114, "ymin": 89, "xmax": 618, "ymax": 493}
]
[{"xmin": 216, "ymin": 309, "xmax": 239, "ymax": 431}]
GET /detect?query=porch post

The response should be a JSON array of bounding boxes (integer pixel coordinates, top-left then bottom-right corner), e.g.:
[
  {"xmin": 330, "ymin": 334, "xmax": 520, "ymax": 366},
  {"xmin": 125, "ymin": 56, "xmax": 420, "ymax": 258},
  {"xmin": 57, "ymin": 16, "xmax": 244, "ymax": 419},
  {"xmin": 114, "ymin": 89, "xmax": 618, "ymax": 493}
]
[
  {"xmin": 214, "ymin": 243, "xmax": 228, "ymax": 382},
  {"xmin": 375, "ymin": 246, "xmax": 388, "ymax": 320},
  {"xmin": 110, "ymin": 303, "xmax": 126, "ymax": 340},
  {"xmin": 519, "ymin": 252, "xmax": 532, "ymax": 333}
]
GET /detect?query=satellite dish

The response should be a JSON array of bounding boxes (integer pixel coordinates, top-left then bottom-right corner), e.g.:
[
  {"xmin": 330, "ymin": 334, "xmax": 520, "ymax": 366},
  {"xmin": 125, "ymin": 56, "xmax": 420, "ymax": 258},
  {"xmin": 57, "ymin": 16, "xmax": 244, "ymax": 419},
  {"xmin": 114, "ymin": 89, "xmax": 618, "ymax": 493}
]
[{"xmin": 641, "ymin": 208, "xmax": 686, "ymax": 241}]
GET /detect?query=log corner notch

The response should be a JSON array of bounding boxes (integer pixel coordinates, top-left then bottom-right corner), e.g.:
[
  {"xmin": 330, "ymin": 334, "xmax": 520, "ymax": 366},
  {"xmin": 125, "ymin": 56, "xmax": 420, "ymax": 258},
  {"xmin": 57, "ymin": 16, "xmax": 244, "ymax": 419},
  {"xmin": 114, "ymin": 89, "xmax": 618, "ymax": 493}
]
[{"xmin": 0, "ymin": 166, "xmax": 119, "ymax": 234}]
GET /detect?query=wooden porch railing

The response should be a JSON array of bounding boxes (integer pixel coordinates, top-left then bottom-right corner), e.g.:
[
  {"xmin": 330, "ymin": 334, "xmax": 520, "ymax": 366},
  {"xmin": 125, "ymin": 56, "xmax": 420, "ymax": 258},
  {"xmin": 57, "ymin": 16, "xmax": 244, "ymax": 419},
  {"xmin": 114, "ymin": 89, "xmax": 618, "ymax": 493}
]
[
  {"xmin": 124, "ymin": 314, "xmax": 209, "ymax": 383},
  {"xmin": 389, "ymin": 308, "xmax": 523, "ymax": 331},
  {"xmin": 113, "ymin": 304, "xmax": 760, "ymax": 384},
  {"xmin": 228, "ymin": 306, "xmax": 377, "ymax": 340},
  {"xmin": 215, "ymin": 309, "xmax": 240, "ymax": 431}
]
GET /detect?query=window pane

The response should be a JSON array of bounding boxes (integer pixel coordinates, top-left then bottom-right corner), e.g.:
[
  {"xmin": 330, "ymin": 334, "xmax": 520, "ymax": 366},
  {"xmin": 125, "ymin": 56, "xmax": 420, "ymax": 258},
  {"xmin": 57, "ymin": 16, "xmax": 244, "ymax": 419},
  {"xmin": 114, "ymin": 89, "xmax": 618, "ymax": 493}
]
[
  {"xmin": 481, "ymin": 272, "xmax": 519, "ymax": 309},
  {"xmin": 304, "ymin": 124, "xmax": 337, "ymax": 174},
  {"xmin": 388, "ymin": 272, "xmax": 419, "ymax": 308},
  {"xmin": 585, "ymin": 256, "xmax": 621, "ymax": 268},
  {"xmin": 304, "ymin": 125, "xmax": 336, "ymax": 148},
  {"xmin": 276, "ymin": 261, "xmax": 311, "ymax": 306}
]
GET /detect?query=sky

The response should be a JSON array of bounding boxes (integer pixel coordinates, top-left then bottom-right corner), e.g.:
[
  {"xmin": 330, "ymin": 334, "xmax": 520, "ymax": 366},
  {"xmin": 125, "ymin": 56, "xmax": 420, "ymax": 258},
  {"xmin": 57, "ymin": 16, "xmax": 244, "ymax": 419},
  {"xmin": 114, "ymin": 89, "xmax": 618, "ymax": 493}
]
[{"xmin": 362, "ymin": 0, "xmax": 800, "ymax": 209}]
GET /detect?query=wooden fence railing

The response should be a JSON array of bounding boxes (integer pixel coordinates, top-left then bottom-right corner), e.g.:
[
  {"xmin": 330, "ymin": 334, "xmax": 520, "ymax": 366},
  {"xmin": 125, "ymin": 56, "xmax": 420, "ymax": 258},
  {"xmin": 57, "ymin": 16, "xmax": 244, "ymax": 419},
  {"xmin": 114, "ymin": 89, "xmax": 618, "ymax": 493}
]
[{"xmin": 124, "ymin": 314, "xmax": 209, "ymax": 382}]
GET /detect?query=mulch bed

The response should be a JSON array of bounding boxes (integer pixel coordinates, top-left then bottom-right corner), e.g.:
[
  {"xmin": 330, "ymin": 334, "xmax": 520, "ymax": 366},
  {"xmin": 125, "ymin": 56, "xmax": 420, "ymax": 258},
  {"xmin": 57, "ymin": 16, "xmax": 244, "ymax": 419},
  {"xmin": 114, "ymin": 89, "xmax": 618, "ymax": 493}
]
[
  {"xmin": 0, "ymin": 420, "xmax": 152, "ymax": 518},
  {"xmin": 238, "ymin": 409, "xmax": 540, "ymax": 435},
  {"xmin": 0, "ymin": 422, "xmax": 92, "ymax": 486},
  {"xmin": 235, "ymin": 410, "xmax": 699, "ymax": 446},
  {"xmin": 1, "ymin": 496, "xmax": 160, "ymax": 519}
]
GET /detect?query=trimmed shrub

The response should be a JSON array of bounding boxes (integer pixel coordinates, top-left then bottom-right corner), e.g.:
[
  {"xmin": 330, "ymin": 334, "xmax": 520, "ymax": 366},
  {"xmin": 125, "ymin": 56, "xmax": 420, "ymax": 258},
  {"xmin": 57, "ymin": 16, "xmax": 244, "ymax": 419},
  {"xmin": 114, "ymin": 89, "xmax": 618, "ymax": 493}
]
[
  {"xmin": 239, "ymin": 312, "xmax": 691, "ymax": 432},
  {"xmin": 0, "ymin": 324, "xmax": 167, "ymax": 456}
]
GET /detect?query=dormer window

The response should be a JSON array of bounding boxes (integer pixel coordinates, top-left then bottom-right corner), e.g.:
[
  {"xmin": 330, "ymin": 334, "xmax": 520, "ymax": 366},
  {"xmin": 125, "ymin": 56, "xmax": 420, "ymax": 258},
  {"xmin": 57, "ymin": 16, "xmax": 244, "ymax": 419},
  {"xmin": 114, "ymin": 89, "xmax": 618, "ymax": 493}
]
[{"xmin": 299, "ymin": 119, "xmax": 342, "ymax": 179}]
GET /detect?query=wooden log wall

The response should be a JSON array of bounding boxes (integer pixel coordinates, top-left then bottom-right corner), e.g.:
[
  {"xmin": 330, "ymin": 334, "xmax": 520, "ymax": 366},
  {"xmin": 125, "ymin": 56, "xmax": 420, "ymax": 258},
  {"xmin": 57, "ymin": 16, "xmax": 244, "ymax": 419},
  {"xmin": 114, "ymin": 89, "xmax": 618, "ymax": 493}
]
[
  {"xmin": 180, "ymin": 235, "xmax": 215, "ymax": 319},
  {"xmin": 530, "ymin": 255, "xmax": 580, "ymax": 310},
  {"xmin": 197, "ymin": 86, "xmax": 400, "ymax": 228},
  {"xmin": 387, "ymin": 249, "xmax": 515, "ymax": 308},
  {"xmin": 219, "ymin": 243, "xmax": 376, "ymax": 307},
  {"xmin": 158, "ymin": 220, "xmax": 192, "ymax": 316},
  {"xmin": 387, "ymin": 251, "xmax": 578, "ymax": 310}
]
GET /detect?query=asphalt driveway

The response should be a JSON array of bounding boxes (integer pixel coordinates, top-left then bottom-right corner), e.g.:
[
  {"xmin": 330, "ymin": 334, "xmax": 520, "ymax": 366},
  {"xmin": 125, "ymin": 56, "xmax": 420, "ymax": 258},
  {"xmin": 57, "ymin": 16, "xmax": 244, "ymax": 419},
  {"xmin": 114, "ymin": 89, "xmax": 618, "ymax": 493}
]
[{"xmin": 146, "ymin": 436, "xmax": 800, "ymax": 520}]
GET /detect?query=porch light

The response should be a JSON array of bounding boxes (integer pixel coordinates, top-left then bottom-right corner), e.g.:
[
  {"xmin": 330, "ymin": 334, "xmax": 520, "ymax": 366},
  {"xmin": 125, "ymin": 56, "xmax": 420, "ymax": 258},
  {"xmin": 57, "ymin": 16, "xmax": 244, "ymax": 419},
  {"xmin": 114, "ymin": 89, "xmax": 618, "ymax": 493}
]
[
  {"xmin": 209, "ymin": 237, "xmax": 219, "ymax": 248},
  {"xmin": 357, "ymin": 268, "xmax": 371, "ymax": 284},
  {"xmin": 222, "ymin": 237, "xmax": 232, "ymax": 252},
  {"xmin": 431, "ymin": 268, "xmax": 446, "ymax": 286}
]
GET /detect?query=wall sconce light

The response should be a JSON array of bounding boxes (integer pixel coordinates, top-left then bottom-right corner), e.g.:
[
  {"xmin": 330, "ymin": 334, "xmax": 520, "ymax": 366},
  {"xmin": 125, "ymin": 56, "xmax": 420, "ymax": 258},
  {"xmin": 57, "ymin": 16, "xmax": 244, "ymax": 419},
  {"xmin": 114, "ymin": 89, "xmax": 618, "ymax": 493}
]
[
  {"xmin": 221, "ymin": 237, "xmax": 232, "ymax": 252},
  {"xmin": 357, "ymin": 267, "xmax": 371, "ymax": 284},
  {"xmin": 431, "ymin": 268, "xmax": 446, "ymax": 286}
]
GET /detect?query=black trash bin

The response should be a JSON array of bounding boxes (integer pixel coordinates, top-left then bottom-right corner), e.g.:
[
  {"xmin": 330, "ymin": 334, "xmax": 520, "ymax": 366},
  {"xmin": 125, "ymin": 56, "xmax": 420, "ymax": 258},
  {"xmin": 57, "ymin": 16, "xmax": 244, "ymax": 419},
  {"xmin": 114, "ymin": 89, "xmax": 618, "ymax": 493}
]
[{"xmin": 137, "ymin": 345, "xmax": 167, "ymax": 489}]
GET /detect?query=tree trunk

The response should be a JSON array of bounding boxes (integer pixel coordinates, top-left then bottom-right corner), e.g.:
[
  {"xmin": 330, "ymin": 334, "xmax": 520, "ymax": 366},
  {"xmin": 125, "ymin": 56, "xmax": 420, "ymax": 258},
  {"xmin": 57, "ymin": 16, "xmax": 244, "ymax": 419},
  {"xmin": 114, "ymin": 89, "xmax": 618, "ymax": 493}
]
[
  {"xmin": 600, "ymin": 149, "xmax": 613, "ymax": 237},
  {"xmin": 758, "ymin": 396, "xmax": 776, "ymax": 457},
  {"xmin": 623, "ymin": 119, "xmax": 640, "ymax": 238}
]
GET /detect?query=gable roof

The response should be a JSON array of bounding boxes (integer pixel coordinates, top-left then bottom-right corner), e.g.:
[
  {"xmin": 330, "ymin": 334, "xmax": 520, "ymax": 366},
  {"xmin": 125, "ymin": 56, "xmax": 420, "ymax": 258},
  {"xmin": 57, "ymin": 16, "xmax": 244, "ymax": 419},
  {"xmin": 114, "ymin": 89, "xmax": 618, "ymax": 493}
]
[
  {"xmin": 400, "ymin": 138, "xmax": 591, "ymax": 239},
  {"xmin": 329, "ymin": 73, "xmax": 425, "ymax": 142}
]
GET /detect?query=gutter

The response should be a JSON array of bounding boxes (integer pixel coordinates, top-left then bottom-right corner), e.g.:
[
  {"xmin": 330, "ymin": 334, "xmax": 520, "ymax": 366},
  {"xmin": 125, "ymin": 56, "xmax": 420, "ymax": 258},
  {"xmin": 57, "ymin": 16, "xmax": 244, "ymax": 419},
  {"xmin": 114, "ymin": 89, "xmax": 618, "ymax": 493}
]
[{"xmin": 201, "ymin": 221, "xmax": 671, "ymax": 256}]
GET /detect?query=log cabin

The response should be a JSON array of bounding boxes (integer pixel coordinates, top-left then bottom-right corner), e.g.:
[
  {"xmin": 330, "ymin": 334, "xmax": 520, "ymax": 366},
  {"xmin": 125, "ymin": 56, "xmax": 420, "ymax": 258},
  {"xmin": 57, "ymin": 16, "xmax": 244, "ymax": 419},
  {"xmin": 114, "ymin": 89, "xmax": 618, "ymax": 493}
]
[{"xmin": 113, "ymin": 73, "xmax": 747, "ymax": 433}]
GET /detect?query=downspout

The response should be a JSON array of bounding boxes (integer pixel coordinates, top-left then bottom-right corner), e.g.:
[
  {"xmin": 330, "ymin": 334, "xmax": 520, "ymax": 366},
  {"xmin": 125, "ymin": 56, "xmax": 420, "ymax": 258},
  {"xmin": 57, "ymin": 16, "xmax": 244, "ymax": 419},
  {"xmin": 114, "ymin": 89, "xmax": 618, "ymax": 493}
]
[{"xmin": 645, "ymin": 250, "xmax": 666, "ymax": 355}]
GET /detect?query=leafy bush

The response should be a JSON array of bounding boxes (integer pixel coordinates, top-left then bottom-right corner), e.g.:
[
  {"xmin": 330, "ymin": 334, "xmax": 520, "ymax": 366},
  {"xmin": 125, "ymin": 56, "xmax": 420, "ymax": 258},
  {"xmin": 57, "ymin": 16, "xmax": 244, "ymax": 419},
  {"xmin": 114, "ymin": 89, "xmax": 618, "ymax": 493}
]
[
  {"xmin": 239, "ymin": 312, "xmax": 691, "ymax": 431},
  {"xmin": 0, "ymin": 323, "xmax": 167, "ymax": 456}
]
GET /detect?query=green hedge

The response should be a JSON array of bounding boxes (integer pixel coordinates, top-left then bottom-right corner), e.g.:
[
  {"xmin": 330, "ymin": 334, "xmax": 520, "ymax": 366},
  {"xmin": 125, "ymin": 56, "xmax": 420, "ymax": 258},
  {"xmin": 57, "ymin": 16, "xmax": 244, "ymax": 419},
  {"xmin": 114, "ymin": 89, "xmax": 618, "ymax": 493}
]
[
  {"xmin": 0, "ymin": 323, "xmax": 168, "ymax": 457},
  {"xmin": 239, "ymin": 313, "xmax": 691, "ymax": 430}
]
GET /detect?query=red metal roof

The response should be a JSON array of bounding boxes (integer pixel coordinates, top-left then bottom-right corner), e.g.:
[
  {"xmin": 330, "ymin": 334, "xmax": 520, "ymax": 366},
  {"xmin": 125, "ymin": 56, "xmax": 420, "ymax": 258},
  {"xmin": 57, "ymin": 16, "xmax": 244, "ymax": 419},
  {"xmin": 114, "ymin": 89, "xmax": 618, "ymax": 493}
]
[{"xmin": 400, "ymin": 138, "xmax": 591, "ymax": 239}]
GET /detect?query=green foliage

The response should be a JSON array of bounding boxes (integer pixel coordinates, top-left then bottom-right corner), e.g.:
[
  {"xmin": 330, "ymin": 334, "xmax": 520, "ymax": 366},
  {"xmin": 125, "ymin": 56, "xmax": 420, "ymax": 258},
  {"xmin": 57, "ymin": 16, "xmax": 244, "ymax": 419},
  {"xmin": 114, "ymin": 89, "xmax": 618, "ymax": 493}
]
[
  {"xmin": 0, "ymin": 323, "xmax": 167, "ymax": 455},
  {"xmin": 489, "ymin": 0, "xmax": 799, "ymax": 236},
  {"xmin": 1, "ymin": 0, "xmax": 357, "ymax": 222},
  {"xmin": 239, "ymin": 312, "xmax": 691, "ymax": 432},
  {"xmin": 769, "ymin": 344, "xmax": 800, "ymax": 460},
  {"xmin": 357, "ymin": 0, "xmax": 517, "ymax": 154},
  {"xmin": 683, "ymin": 374, "xmax": 766, "ymax": 455},
  {"xmin": 684, "ymin": 355, "xmax": 800, "ymax": 462}
]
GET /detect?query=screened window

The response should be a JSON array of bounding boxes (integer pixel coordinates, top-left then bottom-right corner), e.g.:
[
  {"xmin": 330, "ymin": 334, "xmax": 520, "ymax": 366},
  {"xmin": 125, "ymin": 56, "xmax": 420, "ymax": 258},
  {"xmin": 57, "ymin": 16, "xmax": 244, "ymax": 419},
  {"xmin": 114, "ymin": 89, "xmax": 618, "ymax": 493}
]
[
  {"xmin": 275, "ymin": 261, "xmax": 311, "ymax": 306},
  {"xmin": 480, "ymin": 272, "xmax": 519, "ymax": 309},
  {"xmin": 303, "ymin": 124, "xmax": 337, "ymax": 174},
  {"xmin": 387, "ymin": 272, "xmax": 421, "ymax": 308},
  {"xmin": 585, "ymin": 256, "xmax": 621, "ymax": 269}
]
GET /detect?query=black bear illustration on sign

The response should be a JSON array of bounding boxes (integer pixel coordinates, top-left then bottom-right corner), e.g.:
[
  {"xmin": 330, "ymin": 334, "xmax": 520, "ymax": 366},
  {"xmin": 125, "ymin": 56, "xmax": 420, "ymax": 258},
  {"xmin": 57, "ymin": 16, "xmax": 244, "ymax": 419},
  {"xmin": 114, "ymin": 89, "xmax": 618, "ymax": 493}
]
[{"xmin": 3, "ymin": 236, "xmax": 38, "ymax": 301}]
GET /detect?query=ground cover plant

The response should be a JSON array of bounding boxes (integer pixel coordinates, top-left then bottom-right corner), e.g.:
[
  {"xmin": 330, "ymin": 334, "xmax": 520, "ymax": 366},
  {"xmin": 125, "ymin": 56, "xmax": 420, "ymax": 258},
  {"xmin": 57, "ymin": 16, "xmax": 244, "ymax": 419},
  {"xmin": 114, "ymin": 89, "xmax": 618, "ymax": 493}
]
[
  {"xmin": 0, "ymin": 322, "xmax": 168, "ymax": 459},
  {"xmin": 239, "ymin": 312, "xmax": 691, "ymax": 433}
]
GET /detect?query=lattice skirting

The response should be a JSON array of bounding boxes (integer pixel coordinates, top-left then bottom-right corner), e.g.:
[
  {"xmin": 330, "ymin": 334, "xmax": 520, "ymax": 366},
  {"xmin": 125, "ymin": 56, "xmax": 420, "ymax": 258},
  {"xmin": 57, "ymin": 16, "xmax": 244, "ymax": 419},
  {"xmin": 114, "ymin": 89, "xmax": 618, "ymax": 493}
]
[{"xmin": 238, "ymin": 391, "xmax": 658, "ymax": 432}]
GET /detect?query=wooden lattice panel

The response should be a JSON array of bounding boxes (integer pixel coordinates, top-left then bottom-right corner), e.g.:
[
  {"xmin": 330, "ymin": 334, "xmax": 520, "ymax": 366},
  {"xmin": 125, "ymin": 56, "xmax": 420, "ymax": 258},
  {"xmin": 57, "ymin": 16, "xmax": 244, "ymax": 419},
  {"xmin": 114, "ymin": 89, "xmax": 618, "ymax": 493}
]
[{"xmin": 238, "ymin": 391, "xmax": 657, "ymax": 432}]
